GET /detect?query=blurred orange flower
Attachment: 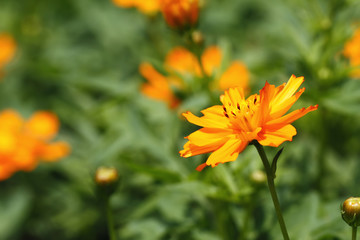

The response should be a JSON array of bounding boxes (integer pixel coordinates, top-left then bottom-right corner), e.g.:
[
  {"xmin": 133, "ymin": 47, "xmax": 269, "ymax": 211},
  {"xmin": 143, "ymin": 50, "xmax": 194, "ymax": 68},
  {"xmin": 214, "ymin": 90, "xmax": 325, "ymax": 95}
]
[
  {"xmin": 112, "ymin": 0, "xmax": 161, "ymax": 15},
  {"xmin": 180, "ymin": 75, "xmax": 318, "ymax": 171},
  {"xmin": 140, "ymin": 46, "xmax": 250, "ymax": 108},
  {"xmin": 0, "ymin": 34, "xmax": 16, "ymax": 77},
  {"xmin": 0, "ymin": 110, "xmax": 70, "ymax": 180},
  {"xmin": 343, "ymin": 28, "xmax": 360, "ymax": 78},
  {"xmin": 161, "ymin": 0, "xmax": 199, "ymax": 30}
]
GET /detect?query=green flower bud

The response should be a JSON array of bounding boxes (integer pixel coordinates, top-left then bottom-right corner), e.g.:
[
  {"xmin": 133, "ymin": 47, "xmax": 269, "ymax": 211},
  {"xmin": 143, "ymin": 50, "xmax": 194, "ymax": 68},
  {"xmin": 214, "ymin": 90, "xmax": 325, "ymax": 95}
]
[
  {"xmin": 341, "ymin": 197, "xmax": 360, "ymax": 227},
  {"xmin": 95, "ymin": 167, "xmax": 119, "ymax": 199}
]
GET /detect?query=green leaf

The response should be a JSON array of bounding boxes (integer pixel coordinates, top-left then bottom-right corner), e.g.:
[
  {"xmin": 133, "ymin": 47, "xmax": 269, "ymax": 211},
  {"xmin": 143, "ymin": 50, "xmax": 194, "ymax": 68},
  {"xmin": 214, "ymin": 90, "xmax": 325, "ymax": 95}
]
[{"xmin": 271, "ymin": 147, "xmax": 284, "ymax": 178}]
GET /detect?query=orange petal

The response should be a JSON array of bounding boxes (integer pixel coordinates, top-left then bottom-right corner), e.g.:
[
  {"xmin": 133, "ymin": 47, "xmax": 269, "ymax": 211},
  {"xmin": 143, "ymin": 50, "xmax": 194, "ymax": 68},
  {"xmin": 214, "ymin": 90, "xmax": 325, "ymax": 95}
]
[
  {"xmin": 38, "ymin": 141, "xmax": 71, "ymax": 162},
  {"xmin": 257, "ymin": 124, "xmax": 297, "ymax": 147},
  {"xmin": 0, "ymin": 34, "xmax": 16, "ymax": 68},
  {"xmin": 195, "ymin": 163, "xmax": 208, "ymax": 171},
  {"xmin": 0, "ymin": 109, "xmax": 24, "ymax": 132},
  {"xmin": 12, "ymin": 148, "xmax": 37, "ymax": 171},
  {"xmin": 187, "ymin": 128, "xmax": 232, "ymax": 146},
  {"xmin": 218, "ymin": 61, "xmax": 249, "ymax": 91},
  {"xmin": 180, "ymin": 141, "xmax": 221, "ymax": 158},
  {"xmin": 25, "ymin": 111, "xmax": 59, "ymax": 140},
  {"xmin": 135, "ymin": 0, "xmax": 160, "ymax": 14},
  {"xmin": 140, "ymin": 63, "xmax": 180, "ymax": 108},
  {"xmin": 165, "ymin": 47, "xmax": 199, "ymax": 75},
  {"xmin": 271, "ymin": 75, "xmax": 304, "ymax": 107},
  {"xmin": 266, "ymin": 105, "xmax": 318, "ymax": 130},
  {"xmin": 112, "ymin": 0, "xmax": 135, "ymax": 7},
  {"xmin": 139, "ymin": 63, "xmax": 169, "ymax": 87},
  {"xmin": 206, "ymin": 137, "xmax": 247, "ymax": 167},
  {"xmin": 0, "ymin": 163, "xmax": 15, "ymax": 181},
  {"xmin": 201, "ymin": 46, "xmax": 222, "ymax": 76},
  {"xmin": 270, "ymin": 87, "xmax": 305, "ymax": 119},
  {"xmin": 0, "ymin": 131, "xmax": 17, "ymax": 154},
  {"xmin": 182, "ymin": 111, "xmax": 229, "ymax": 129}
]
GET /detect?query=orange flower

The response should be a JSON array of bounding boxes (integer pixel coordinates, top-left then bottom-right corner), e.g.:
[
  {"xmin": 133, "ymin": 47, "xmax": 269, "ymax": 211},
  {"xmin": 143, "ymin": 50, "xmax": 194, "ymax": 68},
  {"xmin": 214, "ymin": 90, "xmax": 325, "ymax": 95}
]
[
  {"xmin": 140, "ymin": 46, "xmax": 250, "ymax": 108},
  {"xmin": 0, "ymin": 34, "xmax": 16, "ymax": 77},
  {"xmin": 344, "ymin": 28, "xmax": 360, "ymax": 78},
  {"xmin": 112, "ymin": 0, "xmax": 161, "ymax": 15},
  {"xmin": 0, "ymin": 109, "xmax": 70, "ymax": 180},
  {"xmin": 165, "ymin": 46, "xmax": 249, "ymax": 91},
  {"xmin": 180, "ymin": 75, "xmax": 318, "ymax": 171},
  {"xmin": 161, "ymin": 0, "xmax": 199, "ymax": 30}
]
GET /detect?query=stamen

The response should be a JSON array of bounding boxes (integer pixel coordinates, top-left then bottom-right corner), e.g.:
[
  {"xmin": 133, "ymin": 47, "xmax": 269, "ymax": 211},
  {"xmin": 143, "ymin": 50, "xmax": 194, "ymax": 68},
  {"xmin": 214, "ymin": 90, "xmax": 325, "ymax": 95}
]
[
  {"xmin": 223, "ymin": 106, "xmax": 227, "ymax": 112},
  {"xmin": 231, "ymin": 111, "xmax": 236, "ymax": 116},
  {"xmin": 224, "ymin": 112, "xmax": 229, "ymax": 118},
  {"xmin": 237, "ymin": 103, "xmax": 240, "ymax": 110},
  {"xmin": 254, "ymin": 98, "xmax": 257, "ymax": 104}
]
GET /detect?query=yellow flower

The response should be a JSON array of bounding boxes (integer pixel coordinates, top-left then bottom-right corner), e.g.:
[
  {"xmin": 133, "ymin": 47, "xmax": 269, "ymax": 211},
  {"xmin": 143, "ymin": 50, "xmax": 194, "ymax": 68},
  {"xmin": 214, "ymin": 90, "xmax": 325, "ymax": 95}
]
[
  {"xmin": 344, "ymin": 28, "xmax": 360, "ymax": 78},
  {"xmin": 140, "ymin": 46, "xmax": 250, "ymax": 108},
  {"xmin": 161, "ymin": 0, "xmax": 199, "ymax": 30},
  {"xmin": 112, "ymin": 0, "xmax": 161, "ymax": 15},
  {"xmin": 0, "ymin": 110, "xmax": 70, "ymax": 180},
  {"xmin": 180, "ymin": 75, "xmax": 318, "ymax": 171},
  {"xmin": 0, "ymin": 34, "xmax": 16, "ymax": 78}
]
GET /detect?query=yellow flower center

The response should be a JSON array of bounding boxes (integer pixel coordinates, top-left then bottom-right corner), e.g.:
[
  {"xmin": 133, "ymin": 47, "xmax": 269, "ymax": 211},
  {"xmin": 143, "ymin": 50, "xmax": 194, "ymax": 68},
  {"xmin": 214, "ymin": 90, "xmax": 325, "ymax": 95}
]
[{"xmin": 223, "ymin": 94, "xmax": 261, "ymax": 141}]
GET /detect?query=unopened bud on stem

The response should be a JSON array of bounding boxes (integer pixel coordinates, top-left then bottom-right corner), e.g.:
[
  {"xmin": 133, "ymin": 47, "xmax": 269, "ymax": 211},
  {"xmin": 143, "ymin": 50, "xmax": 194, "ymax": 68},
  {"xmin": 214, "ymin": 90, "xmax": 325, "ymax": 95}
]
[
  {"xmin": 341, "ymin": 197, "xmax": 360, "ymax": 227},
  {"xmin": 95, "ymin": 167, "xmax": 119, "ymax": 198}
]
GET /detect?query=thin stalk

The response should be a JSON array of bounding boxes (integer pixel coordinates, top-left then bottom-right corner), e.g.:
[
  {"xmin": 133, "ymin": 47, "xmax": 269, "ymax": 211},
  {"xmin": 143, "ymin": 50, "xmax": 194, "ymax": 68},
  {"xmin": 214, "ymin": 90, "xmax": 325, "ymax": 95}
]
[
  {"xmin": 254, "ymin": 141, "xmax": 290, "ymax": 240},
  {"xmin": 106, "ymin": 198, "xmax": 116, "ymax": 240},
  {"xmin": 353, "ymin": 226, "xmax": 357, "ymax": 240}
]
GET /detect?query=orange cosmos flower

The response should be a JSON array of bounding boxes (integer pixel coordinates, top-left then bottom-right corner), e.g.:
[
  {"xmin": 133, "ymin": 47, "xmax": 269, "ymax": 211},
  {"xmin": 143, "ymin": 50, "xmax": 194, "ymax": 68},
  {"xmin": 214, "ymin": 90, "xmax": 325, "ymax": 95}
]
[
  {"xmin": 112, "ymin": 0, "xmax": 161, "ymax": 15},
  {"xmin": 343, "ymin": 28, "xmax": 360, "ymax": 78},
  {"xmin": 0, "ymin": 109, "xmax": 70, "ymax": 180},
  {"xmin": 161, "ymin": 0, "xmax": 199, "ymax": 30},
  {"xmin": 0, "ymin": 34, "xmax": 16, "ymax": 77},
  {"xmin": 180, "ymin": 75, "xmax": 318, "ymax": 171},
  {"xmin": 140, "ymin": 46, "xmax": 250, "ymax": 108}
]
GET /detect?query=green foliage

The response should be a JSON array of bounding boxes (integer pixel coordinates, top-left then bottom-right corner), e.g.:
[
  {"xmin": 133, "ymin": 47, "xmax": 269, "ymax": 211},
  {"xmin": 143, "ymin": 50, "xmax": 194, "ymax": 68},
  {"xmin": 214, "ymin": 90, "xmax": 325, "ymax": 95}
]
[{"xmin": 1, "ymin": 0, "xmax": 360, "ymax": 239}]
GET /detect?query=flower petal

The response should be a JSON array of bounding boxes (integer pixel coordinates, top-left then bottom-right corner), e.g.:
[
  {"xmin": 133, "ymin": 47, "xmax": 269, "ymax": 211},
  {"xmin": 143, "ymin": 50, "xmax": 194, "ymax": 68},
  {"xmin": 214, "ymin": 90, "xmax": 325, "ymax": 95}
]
[
  {"xmin": 187, "ymin": 128, "xmax": 232, "ymax": 146},
  {"xmin": 206, "ymin": 137, "xmax": 247, "ymax": 167},
  {"xmin": 218, "ymin": 61, "xmax": 249, "ymax": 91},
  {"xmin": 182, "ymin": 110, "xmax": 229, "ymax": 128},
  {"xmin": 271, "ymin": 75, "xmax": 304, "ymax": 107},
  {"xmin": 266, "ymin": 105, "xmax": 318, "ymax": 130},
  {"xmin": 165, "ymin": 47, "xmax": 199, "ymax": 75},
  {"xmin": 180, "ymin": 141, "xmax": 221, "ymax": 158},
  {"xmin": 201, "ymin": 46, "xmax": 222, "ymax": 76},
  {"xmin": 270, "ymin": 87, "xmax": 305, "ymax": 119},
  {"xmin": 258, "ymin": 124, "xmax": 297, "ymax": 147}
]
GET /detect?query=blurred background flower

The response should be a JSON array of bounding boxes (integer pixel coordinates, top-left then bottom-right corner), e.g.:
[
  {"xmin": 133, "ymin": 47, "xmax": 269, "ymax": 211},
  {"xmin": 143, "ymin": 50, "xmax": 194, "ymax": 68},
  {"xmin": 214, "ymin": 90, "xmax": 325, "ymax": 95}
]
[
  {"xmin": 0, "ymin": 33, "xmax": 16, "ymax": 78},
  {"xmin": 0, "ymin": 110, "xmax": 70, "ymax": 180}
]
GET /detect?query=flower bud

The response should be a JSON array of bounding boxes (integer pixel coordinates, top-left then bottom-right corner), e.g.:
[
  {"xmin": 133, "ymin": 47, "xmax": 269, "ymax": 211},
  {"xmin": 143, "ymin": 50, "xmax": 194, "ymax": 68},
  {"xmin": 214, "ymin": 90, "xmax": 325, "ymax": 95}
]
[
  {"xmin": 95, "ymin": 167, "xmax": 119, "ymax": 198},
  {"xmin": 191, "ymin": 30, "xmax": 204, "ymax": 46},
  {"xmin": 95, "ymin": 167, "xmax": 119, "ymax": 186},
  {"xmin": 161, "ymin": 0, "xmax": 199, "ymax": 30},
  {"xmin": 341, "ymin": 197, "xmax": 360, "ymax": 227}
]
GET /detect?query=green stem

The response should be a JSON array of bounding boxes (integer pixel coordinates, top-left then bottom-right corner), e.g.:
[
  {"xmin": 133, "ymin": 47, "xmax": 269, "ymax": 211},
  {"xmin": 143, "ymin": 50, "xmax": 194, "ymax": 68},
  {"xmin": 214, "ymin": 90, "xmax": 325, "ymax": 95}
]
[
  {"xmin": 353, "ymin": 226, "xmax": 357, "ymax": 240},
  {"xmin": 254, "ymin": 141, "xmax": 290, "ymax": 240},
  {"xmin": 106, "ymin": 198, "xmax": 116, "ymax": 240}
]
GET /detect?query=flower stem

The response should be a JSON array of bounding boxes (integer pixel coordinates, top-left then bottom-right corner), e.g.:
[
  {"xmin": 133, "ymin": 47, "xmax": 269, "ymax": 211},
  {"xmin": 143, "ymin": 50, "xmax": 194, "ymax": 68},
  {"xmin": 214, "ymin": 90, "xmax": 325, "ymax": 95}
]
[
  {"xmin": 106, "ymin": 198, "xmax": 117, "ymax": 240},
  {"xmin": 353, "ymin": 226, "xmax": 357, "ymax": 240},
  {"xmin": 254, "ymin": 141, "xmax": 290, "ymax": 240}
]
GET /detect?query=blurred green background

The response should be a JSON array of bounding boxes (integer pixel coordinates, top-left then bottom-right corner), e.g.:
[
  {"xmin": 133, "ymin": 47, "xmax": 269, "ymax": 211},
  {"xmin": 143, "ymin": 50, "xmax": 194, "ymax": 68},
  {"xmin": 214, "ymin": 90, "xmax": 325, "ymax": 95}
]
[{"xmin": 1, "ymin": 0, "xmax": 360, "ymax": 239}]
